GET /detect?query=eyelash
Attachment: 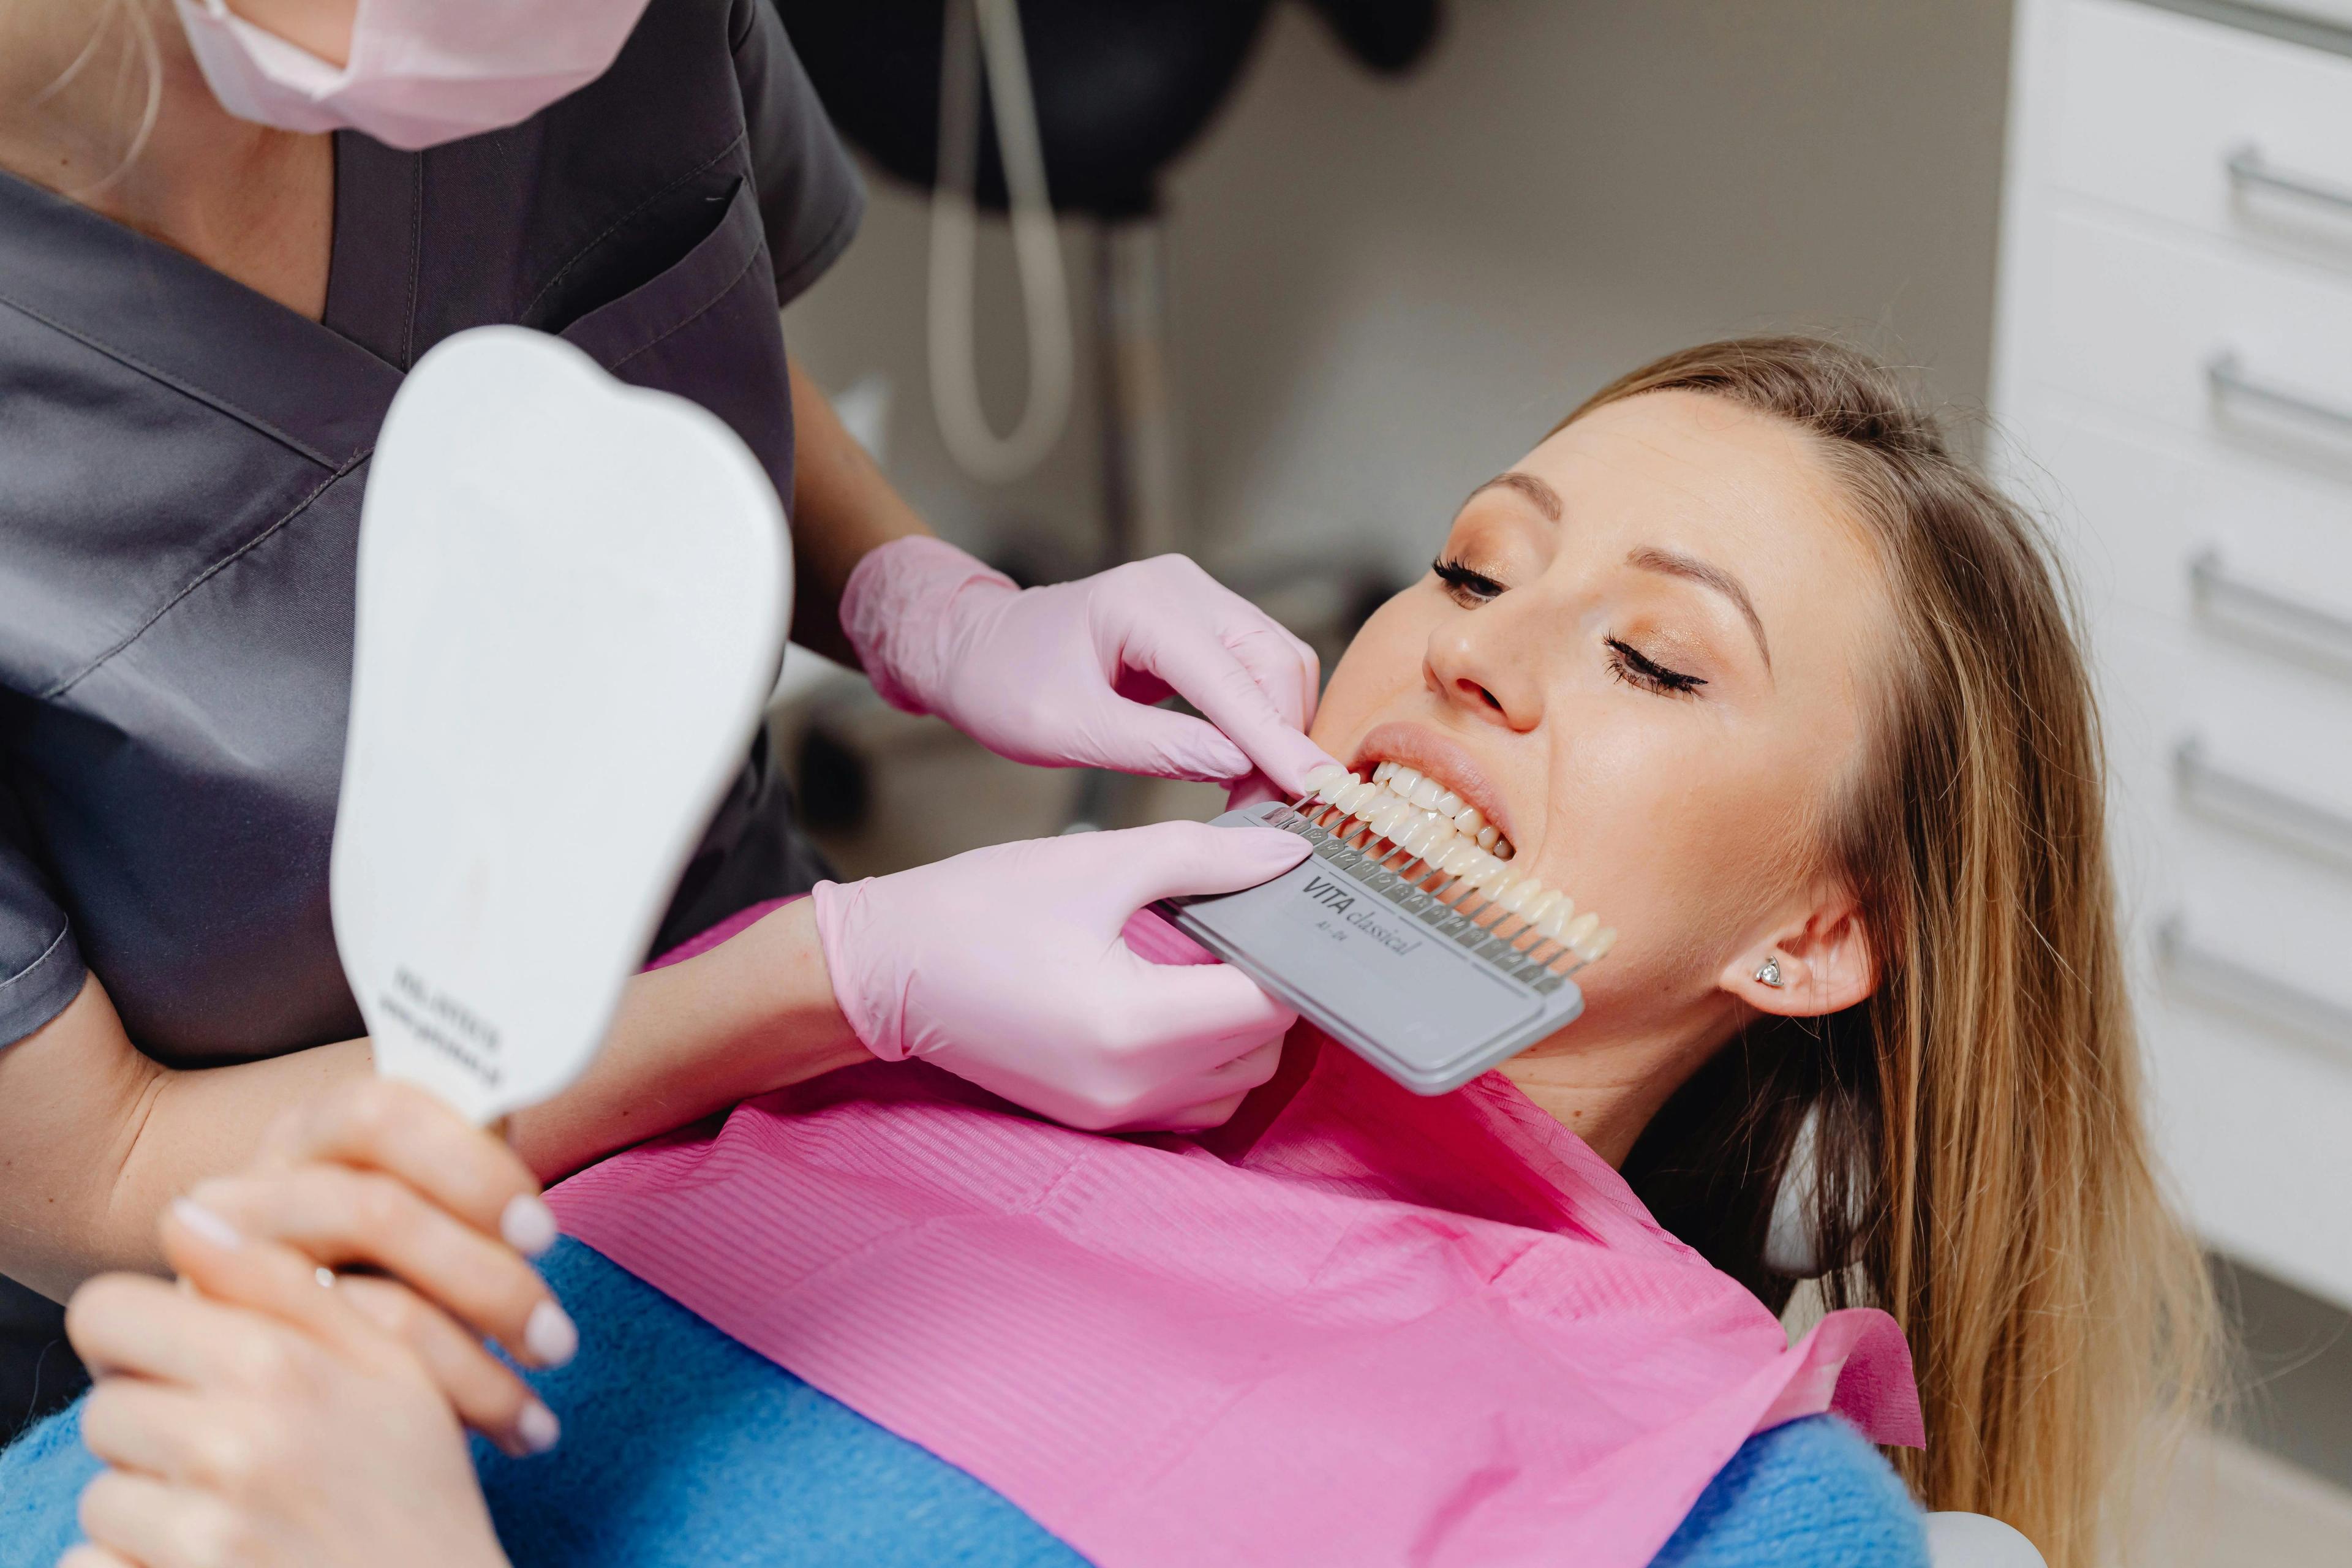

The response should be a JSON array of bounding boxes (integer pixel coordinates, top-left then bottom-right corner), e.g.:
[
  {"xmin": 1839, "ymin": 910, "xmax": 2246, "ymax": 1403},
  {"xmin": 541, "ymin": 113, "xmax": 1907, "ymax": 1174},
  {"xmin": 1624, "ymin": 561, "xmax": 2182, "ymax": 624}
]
[
  {"xmin": 1432, "ymin": 556, "xmax": 1502, "ymax": 606},
  {"xmin": 1432, "ymin": 557, "xmax": 1709, "ymax": 698},
  {"xmin": 1606, "ymin": 637, "xmax": 1708, "ymax": 697}
]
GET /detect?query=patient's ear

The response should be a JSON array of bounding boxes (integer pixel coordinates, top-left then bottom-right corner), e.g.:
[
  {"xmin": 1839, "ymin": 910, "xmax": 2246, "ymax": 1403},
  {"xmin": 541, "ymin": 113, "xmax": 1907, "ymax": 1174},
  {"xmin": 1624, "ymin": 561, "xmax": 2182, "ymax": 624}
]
[{"xmin": 1720, "ymin": 891, "xmax": 1877, "ymax": 1019}]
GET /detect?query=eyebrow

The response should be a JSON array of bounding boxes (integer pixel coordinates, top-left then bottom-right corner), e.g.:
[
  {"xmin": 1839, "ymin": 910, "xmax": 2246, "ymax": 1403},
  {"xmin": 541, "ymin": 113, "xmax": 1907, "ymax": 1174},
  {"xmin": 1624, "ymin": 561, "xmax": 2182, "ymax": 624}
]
[
  {"xmin": 1466, "ymin": 471, "xmax": 1562, "ymax": 520},
  {"xmin": 1626, "ymin": 546, "xmax": 1773, "ymax": 672}
]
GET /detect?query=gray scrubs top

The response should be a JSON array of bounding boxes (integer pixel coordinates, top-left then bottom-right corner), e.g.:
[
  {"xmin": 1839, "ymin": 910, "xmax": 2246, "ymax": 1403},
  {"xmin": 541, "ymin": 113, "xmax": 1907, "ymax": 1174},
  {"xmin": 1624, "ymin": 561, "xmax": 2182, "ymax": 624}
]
[{"xmin": 0, "ymin": 0, "xmax": 859, "ymax": 1428}]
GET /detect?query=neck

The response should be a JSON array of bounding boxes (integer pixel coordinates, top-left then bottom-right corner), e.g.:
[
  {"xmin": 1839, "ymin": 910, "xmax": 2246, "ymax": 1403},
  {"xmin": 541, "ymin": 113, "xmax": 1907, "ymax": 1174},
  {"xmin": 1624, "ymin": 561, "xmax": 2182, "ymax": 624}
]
[
  {"xmin": 1498, "ymin": 1006, "xmax": 1733, "ymax": 1168},
  {"xmin": 0, "ymin": 0, "xmax": 333, "ymax": 318}
]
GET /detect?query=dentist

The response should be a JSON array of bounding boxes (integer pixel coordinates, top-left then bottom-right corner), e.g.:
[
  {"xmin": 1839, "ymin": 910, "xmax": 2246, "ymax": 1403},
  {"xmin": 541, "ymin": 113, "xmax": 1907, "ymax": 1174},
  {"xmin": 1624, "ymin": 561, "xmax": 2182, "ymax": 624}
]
[{"xmin": 0, "ymin": 0, "xmax": 1333, "ymax": 1433}]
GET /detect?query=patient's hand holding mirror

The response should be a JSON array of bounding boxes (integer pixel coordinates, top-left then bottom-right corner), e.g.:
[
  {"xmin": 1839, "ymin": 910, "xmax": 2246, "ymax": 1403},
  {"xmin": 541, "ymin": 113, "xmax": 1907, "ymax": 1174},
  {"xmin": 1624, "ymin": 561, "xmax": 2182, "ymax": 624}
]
[{"xmin": 332, "ymin": 328, "xmax": 790, "ymax": 1124}]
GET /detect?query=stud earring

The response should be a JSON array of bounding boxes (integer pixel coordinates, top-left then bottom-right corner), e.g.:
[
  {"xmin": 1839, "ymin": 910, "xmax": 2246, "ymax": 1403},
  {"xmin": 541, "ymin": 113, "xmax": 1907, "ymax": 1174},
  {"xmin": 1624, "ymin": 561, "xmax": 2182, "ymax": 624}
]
[{"xmin": 1754, "ymin": 954, "xmax": 1785, "ymax": 989}]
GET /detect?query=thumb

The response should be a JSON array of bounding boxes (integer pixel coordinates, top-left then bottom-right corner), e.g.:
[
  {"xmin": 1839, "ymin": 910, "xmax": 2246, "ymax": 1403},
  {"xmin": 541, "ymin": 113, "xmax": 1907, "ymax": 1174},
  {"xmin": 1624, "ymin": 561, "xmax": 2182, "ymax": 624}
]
[{"xmin": 1093, "ymin": 820, "xmax": 1310, "ymax": 912}]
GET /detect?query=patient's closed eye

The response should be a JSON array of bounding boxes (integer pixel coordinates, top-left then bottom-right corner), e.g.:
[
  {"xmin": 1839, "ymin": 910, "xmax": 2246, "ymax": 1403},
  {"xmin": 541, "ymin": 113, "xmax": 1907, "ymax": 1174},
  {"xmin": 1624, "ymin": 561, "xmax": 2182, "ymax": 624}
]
[
  {"xmin": 1433, "ymin": 557, "xmax": 1506, "ymax": 606},
  {"xmin": 1605, "ymin": 636, "xmax": 1706, "ymax": 697}
]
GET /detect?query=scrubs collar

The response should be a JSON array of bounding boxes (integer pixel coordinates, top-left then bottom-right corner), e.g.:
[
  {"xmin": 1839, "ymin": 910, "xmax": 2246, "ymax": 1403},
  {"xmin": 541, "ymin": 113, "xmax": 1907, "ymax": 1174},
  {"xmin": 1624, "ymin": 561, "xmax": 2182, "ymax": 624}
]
[{"xmin": 0, "ymin": 137, "xmax": 408, "ymax": 474}]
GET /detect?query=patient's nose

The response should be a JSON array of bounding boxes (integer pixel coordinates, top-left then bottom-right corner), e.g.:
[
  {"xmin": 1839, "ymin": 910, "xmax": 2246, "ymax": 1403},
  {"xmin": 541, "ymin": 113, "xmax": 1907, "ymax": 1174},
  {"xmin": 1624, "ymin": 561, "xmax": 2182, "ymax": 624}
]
[{"xmin": 1425, "ymin": 613, "xmax": 1542, "ymax": 732}]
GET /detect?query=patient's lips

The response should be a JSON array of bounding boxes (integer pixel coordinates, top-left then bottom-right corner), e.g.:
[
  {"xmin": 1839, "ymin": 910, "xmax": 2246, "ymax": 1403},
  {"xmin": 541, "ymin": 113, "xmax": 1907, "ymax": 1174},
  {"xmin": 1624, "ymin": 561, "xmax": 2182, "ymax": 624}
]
[{"xmin": 1296, "ymin": 763, "xmax": 1618, "ymax": 973}]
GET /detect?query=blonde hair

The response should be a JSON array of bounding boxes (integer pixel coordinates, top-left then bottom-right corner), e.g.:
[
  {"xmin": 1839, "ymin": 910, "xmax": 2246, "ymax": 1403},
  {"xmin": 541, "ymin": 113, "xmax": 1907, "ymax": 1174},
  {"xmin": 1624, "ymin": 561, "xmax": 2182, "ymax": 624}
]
[
  {"xmin": 1579, "ymin": 338, "xmax": 2218, "ymax": 1567},
  {"xmin": 27, "ymin": 0, "xmax": 164, "ymax": 192}
]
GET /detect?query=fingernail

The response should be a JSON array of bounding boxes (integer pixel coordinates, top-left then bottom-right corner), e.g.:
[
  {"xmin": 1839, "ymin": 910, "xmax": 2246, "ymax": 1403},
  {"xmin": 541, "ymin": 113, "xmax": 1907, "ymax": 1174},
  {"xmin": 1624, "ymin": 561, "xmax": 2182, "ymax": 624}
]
[
  {"xmin": 516, "ymin": 1400, "xmax": 561, "ymax": 1455},
  {"xmin": 500, "ymin": 1194, "xmax": 559, "ymax": 1259},
  {"xmin": 525, "ymin": 1300, "xmax": 578, "ymax": 1368},
  {"xmin": 170, "ymin": 1199, "xmax": 242, "ymax": 1250}
]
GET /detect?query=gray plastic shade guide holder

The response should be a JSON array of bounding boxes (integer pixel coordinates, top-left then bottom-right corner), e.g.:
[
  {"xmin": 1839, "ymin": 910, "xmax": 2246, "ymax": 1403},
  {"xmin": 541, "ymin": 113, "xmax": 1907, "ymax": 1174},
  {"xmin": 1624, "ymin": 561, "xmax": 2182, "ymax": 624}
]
[{"xmin": 1156, "ymin": 801, "xmax": 1584, "ymax": 1095}]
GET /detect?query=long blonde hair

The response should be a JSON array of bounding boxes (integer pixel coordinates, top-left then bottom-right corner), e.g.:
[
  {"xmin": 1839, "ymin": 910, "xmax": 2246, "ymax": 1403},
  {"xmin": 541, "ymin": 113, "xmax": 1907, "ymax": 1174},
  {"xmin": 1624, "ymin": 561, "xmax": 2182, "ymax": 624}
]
[{"xmin": 1579, "ymin": 339, "xmax": 2217, "ymax": 1567}]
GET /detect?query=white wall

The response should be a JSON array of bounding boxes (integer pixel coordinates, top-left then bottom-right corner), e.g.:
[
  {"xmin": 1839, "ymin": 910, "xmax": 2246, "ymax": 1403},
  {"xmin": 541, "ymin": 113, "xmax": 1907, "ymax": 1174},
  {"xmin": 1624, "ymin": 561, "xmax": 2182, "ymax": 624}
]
[{"xmin": 782, "ymin": 0, "xmax": 2015, "ymax": 584}]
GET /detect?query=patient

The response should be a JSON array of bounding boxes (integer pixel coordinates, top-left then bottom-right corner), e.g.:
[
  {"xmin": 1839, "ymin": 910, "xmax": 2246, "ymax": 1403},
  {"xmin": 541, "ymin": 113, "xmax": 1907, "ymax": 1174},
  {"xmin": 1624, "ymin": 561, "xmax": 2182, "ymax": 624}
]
[{"xmin": 2, "ymin": 340, "xmax": 2215, "ymax": 1568}]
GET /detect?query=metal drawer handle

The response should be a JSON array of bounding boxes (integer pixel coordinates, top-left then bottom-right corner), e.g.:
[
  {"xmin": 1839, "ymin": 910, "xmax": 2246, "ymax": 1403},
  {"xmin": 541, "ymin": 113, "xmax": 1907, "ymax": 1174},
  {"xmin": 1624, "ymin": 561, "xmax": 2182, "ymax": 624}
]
[
  {"xmin": 2188, "ymin": 548, "xmax": 2352, "ymax": 671},
  {"xmin": 2207, "ymin": 350, "xmax": 2352, "ymax": 435},
  {"xmin": 2174, "ymin": 736, "xmax": 2352, "ymax": 869},
  {"xmin": 2156, "ymin": 918, "xmax": 2352, "ymax": 1056},
  {"xmin": 2225, "ymin": 143, "xmax": 2352, "ymax": 220}
]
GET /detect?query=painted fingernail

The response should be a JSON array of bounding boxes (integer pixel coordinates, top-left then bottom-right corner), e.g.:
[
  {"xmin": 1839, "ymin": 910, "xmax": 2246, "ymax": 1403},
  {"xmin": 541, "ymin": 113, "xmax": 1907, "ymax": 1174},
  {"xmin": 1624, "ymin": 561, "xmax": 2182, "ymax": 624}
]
[
  {"xmin": 170, "ymin": 1199, "xmax": 242, "ymax": 1250},
  {"xmin": 500, "ymin": 1194, "xmax": 558, "ymax": 1259},
  {"xmin": 525, "ymin": 1300, "xmax": 578, "ymax": 1368},
  {"xmin": 516, "ymin": 1400, "xmax": 561, "ymax": 1455}
]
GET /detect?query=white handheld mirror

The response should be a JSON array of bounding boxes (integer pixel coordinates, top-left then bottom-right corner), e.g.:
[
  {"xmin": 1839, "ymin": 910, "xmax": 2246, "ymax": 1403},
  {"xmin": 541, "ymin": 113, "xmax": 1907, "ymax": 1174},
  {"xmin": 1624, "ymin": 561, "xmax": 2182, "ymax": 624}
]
[{"xmin": 332, "ymin": 327, "xmax": 790, "ymax": 1125}]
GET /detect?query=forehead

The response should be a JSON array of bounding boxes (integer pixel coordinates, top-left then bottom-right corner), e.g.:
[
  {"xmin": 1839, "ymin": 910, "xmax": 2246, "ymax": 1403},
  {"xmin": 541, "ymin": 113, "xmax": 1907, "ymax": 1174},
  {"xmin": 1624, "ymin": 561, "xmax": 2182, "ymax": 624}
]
[{"xmin": 1510, "ymin": 390, "xmax": 1881, "ymax": 603}]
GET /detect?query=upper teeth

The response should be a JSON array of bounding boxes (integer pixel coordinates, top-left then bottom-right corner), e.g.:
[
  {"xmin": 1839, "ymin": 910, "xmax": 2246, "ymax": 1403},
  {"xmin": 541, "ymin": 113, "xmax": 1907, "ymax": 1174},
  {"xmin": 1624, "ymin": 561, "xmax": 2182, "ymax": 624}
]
[{"xmin": 1297, "ymin": 762, "xmax": 1617, "ymax": 967}]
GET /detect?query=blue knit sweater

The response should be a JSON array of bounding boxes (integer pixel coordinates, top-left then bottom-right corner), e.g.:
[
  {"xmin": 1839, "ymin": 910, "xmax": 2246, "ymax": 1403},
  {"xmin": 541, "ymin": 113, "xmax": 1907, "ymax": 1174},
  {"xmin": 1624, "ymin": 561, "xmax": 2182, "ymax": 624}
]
[{"xmin": 0, "ymin": 1239, "xmax": 1924, "ymax": 1566}]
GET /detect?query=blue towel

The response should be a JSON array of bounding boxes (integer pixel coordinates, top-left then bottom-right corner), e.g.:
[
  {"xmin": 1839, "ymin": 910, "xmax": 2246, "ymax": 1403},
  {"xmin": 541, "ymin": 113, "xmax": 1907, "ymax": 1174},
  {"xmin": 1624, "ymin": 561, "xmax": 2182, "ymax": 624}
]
[{"xmin": 0, "ymin": 1238, "xmax": 1924, "ymax": 1566}]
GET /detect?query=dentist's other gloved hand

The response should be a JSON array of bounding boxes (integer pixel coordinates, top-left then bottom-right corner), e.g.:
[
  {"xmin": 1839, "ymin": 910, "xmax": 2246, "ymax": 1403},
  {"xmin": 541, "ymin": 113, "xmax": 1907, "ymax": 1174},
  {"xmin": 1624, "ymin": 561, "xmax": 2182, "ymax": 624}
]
[
  {"xmin": 842, "ymin": 537, "xmax": 1338, "ymax": 801},
  {"xmin": 812, "ymin": 822, "xmax": 1310, "ymax": 1131}
]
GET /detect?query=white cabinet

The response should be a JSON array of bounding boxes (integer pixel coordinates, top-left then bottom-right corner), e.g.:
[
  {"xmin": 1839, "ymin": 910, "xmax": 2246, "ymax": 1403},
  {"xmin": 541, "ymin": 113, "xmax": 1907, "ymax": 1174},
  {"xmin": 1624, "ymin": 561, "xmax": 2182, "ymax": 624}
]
[{"xmin": 1994, "ymin": 0, "xmax": 2352, "ymax": 1307}]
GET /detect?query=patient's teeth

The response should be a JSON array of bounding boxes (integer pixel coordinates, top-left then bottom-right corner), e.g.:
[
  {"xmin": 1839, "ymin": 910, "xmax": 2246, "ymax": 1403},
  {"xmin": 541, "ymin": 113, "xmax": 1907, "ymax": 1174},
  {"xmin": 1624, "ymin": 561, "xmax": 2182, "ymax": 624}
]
[
  {"xmin": 1407, "ymin": 777, "xmax": 1445, "ymax": 810},
  {"xmin": 1519, "ymin": 889, "xmax": 1564, "ymax": 925},
  {"xmin": 1493, "ymin": 837, "xmax": 1514, "ymax": 861},
  {"xmin": 1534, "ymin": 899, "xmax": 1575, "ymax": 941},
  {"xmin": 1574, "ymin": 925, "xmax": 1618, "ymax": 962},
  {"xmin": 1373, "ymin": 761, "xmax": 1395, "ymax": 783},
  {"xmin": 1434, "ymin": 790, "xmax": 1464, "ymax": 818},
  {"xmin": 1561, "ymin": 912, "xmax": 1599, "ymax": 949},
  {"xmin": 1474, "ymin": 824, "xmax": 1499, "ymax": 851},
  {"xmin": 1388, "ymin": 765, "xmax": 1422, "ymax": 796},
  {"xmin": 1453, "ymin": 805, "xmax": 1485, "ymax": 836},
  {"xmin": 1336, "ymin": 780, "xmax": 1377, "ymax": 814}
]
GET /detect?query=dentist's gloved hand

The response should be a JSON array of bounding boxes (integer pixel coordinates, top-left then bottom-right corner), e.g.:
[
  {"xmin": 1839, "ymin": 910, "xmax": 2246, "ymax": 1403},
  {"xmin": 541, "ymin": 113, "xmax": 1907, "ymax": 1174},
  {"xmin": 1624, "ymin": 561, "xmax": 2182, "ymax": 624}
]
[
  {"xmin": 842, "ymin": 537, "xmax": 1338, "ymax": 799},
  {"xmin": 812, "ymin": 821, "xmax": 1310, "ymax": 1131}
]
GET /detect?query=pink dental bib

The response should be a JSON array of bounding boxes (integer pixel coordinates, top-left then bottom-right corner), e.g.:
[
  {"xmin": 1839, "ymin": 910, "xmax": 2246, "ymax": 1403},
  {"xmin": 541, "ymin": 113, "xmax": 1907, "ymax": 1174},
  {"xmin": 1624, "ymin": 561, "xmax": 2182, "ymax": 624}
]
[{"xmin": 551, "ymin": 920, "xmax": 1921, "ymax": 1568}]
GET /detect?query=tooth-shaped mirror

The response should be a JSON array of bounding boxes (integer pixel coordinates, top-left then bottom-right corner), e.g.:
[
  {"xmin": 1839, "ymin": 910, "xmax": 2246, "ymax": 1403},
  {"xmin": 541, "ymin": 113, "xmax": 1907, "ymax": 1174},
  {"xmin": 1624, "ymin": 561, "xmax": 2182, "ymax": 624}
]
[{"xmin": 331, "ymin": 328, "xmax": 789, "ymax": 1125}]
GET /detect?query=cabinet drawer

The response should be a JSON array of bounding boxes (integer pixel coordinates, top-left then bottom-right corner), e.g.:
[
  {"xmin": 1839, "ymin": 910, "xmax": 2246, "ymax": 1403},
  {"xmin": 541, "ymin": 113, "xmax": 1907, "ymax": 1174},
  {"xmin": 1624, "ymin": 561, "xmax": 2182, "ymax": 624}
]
[
  {"xmin": 2092, "ymin": 609, "xmax": 2352, "ymax": 999},
  {"xmin": 2038, "ymin": 206, "xmax": 2352, "ymax": 481},
  {"xmin": 2139, "ymin": 995, "xmax": 2352, "ymax": 1307},
  {"xmin": 2008, "ymin": 401, "xmax": 2352, "ymax": 632},
  {"xmin": 2052, "ymin": 0, "xmax": 2352, "ymax": 274}
]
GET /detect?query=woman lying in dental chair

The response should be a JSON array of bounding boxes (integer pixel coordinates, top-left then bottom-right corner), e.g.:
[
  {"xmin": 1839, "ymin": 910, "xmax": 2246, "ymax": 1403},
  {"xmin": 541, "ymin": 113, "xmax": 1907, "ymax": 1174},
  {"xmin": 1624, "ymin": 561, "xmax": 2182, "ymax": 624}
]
[{"xmin": 1, "ymin": 339, "xmax": 2213, "ymax": 1568}]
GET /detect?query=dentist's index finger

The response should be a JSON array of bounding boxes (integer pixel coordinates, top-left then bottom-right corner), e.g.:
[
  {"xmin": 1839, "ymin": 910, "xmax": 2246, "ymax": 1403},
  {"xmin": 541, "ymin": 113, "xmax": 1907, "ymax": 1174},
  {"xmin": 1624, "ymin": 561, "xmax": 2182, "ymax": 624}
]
[{"xmin": 1136, "ymin": 638, "xmax": 1336, "ymax": 796}]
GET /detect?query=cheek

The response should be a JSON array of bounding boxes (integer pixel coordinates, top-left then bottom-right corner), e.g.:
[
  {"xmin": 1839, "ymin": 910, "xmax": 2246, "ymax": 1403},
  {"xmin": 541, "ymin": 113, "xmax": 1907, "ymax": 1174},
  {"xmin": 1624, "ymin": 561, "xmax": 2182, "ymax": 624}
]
[
  {"xmin": 1307, "ymin": 594, "xmax": 1435, "ymax": 753},
  {"xmin": 1528, "ymin": 714, "xmax": 1816, "ymax": 970}
]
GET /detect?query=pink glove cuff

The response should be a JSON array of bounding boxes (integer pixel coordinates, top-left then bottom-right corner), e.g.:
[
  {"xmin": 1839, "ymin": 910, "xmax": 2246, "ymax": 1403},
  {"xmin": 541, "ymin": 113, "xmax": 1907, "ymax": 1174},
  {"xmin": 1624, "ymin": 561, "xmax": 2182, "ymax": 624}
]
[
  {"xmin": 809, "ymin": 878, "xmax": 905, "ymax": 1062},
  {"xmin": 838, "ymin": 536, "xmax": 1019, "ymax": 718}
]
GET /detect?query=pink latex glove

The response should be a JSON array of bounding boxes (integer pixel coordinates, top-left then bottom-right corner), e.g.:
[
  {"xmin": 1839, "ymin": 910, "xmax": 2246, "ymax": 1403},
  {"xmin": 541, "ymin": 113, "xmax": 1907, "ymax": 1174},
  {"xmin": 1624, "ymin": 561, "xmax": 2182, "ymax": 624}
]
[
  {"xmin": 842, "ymin": 537, "xmax": 1338, "ymax": 801},
  {"xmin": 810, "ymin": 822, "xmax": 1310, "ymax": 1131}
]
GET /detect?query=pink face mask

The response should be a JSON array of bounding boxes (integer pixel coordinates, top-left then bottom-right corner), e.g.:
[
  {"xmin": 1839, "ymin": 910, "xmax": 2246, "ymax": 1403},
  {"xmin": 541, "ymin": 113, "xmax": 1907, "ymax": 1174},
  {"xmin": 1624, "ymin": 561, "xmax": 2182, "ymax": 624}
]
[{"xmin": 172, "ymin": 0, "xmax": 654, "ymax": 151}]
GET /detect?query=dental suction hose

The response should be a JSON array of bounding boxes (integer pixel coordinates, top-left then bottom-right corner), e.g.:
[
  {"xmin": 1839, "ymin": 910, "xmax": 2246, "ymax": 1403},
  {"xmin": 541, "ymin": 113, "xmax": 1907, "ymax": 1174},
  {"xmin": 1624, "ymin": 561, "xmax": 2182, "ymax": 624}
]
[{"xmin": 929, "ymin": 0, "xmax": 1074, "ymax": 484}]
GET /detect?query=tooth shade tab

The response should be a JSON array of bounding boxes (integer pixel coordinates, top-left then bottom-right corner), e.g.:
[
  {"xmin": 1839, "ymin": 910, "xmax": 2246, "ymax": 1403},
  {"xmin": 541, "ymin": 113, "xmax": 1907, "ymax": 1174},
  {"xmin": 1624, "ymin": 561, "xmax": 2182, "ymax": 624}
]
[
  {"xmin": 1575, "ymin": 925, "xmax": 1618, "ymax": 962},
  {"xmin": 1498, "ymin": 878, "xmax": 1544, "ymax": 915},
  {"xmin": 1561, "ymin": 911, "xmax": 1599, "ymax": 948},
  {"xmin": 1393, "ymin": 817, "xmax": 1436, "ymax": 856},
  {"xmin": 1438, "ymin": 842, "xmax": 1481, "ymax": 876},
  {"xmin": 1521, "ymin": 890, "xmax": 1566, "ymax": 928},
  {"xmin": 1332, "ymin": 780, "xmax": 1373, "ymax": 813},
  {"xmin": 1304, "ymin": 762, "xmax": 1344, "ymax": 791},
  {"xmin": 1313, "ymin": 770, "xmax": 1355, "ymax": 804},
  {"xmin": 1534, "ymin": 899, "xmax": 1575, "ymax": 940}
]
